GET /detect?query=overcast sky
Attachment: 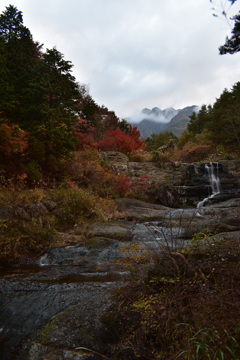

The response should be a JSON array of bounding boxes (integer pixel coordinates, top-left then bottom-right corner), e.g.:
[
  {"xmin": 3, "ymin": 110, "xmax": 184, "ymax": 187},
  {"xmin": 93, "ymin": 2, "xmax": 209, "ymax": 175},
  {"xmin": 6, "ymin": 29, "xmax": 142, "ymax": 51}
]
[{"xmin": 1, "ymin": 0, "xmax": 240, "ymax": 119}]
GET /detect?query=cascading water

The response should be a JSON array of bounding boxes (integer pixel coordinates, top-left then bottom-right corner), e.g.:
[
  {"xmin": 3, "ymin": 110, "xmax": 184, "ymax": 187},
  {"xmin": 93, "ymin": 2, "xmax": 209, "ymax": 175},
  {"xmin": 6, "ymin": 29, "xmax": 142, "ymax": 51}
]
[{"xmin": 196, "ymin": 162, "xmax": 221, "ymax": 215}]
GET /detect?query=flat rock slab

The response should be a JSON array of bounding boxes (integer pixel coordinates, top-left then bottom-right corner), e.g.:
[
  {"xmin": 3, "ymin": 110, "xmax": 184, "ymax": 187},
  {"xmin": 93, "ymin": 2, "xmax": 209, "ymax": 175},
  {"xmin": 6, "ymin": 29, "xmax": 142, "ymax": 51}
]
[
  {"xmin": 29, "ymin": 344, "xmax": 101, "ymax": 360},
  {"xmin": 114, "ymin": 198, "xmax": 170, "ymax": 221},
  {"xmin": 91, "ymin": 220, "xmax": 134, "ymax": 240},
  {"xmin": 208, "ymin": 230, "xmax": 240, "ymax": 242},
  {"xmin": 28, "ymin": 283, "xmax": 114, "ymax": 360}
]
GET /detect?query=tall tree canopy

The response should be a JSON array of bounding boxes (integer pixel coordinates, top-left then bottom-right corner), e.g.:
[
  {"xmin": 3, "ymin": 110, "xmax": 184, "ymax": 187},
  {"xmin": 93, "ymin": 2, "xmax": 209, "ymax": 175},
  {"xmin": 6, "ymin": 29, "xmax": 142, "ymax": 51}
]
[
  {"xmin": 0, "ymin": 5, "xmax": 32, "ymax": 41},
  {"xmin": 0, "ymin": 5, "xmax": 140, "ymax": 179},
  {"xmin": 186, "ymin": 81, "xmax": 240, "ymax": 151},
  {"xmin": 0, "ymin": 5, "xmax": 84, "ymax": 172}
]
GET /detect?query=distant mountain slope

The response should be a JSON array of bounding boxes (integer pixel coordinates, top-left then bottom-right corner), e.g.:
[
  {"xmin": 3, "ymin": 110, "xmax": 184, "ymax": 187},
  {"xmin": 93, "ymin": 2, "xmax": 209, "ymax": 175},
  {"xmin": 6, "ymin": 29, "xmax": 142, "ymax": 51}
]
[
  {"xmin": 129, "ymin": 105, "xmax": 198, "ymax": 138},
  {"xmin": 164, "ymin": 105, "xmax": 199, "ymax": 136}
]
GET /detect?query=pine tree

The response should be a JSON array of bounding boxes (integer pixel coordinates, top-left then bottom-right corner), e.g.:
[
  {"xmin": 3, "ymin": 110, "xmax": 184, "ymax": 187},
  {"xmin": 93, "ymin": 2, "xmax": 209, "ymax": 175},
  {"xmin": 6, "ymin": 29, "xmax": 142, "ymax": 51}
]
[{"xmin": 219, "ymin": 13, "xmax": 240, "ymax": 54}]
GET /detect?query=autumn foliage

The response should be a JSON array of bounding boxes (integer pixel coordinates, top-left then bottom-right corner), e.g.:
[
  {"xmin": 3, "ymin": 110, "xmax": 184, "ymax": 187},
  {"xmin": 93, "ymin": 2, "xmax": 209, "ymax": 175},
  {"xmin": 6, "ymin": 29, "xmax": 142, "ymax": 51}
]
[
  {"xmin": 0, "ymin": 122, "xmax": 28, "ymax": 156},
  {"xmin": 97, "ymin": 126, "xmax": 145, "ymax": 154},
  {"xmin": 177, "ymin": 144, "xmax": 212, "ymax": 162},
  {"xmin": 74, "ymin": 119, "xmax": 98, "ymax": 150}
]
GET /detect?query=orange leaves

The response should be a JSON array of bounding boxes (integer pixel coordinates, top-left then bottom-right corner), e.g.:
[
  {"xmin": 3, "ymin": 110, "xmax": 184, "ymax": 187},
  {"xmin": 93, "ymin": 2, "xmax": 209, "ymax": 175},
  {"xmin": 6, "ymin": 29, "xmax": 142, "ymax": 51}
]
[{"xmin": 0, "ymin": 122, "xmax": 28, "ymax": 156}]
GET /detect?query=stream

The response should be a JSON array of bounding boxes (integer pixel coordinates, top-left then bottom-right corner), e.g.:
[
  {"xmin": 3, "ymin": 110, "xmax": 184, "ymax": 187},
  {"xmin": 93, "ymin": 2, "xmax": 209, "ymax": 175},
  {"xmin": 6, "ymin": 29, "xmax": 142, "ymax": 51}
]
[
  {"xmin": 0, "ymin": 223, "xmax": 187, "ymax": 360},
  {"xmin": 0, "ymin": 162, "xmax": 223, "ymax": 359}
]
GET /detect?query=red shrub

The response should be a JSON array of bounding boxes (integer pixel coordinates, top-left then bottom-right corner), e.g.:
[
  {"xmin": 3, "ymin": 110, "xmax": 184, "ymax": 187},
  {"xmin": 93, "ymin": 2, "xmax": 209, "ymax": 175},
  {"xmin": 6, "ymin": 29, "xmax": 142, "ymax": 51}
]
[
  {"xmin": 0, "ymin": 123, "xmax": 28, "ymax": 156},
  {"xmin": 74, "ymin": 119, "xmax": 98, "ymax": 150},
  {"xmin": 98, "ymin": 127, "xmax": 145, "ymax": 154}
]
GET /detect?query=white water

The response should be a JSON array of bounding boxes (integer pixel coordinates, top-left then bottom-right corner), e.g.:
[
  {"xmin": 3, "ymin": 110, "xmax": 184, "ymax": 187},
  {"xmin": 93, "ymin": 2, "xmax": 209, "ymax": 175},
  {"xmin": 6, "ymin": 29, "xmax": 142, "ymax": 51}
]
[{"xmin": 196, "ymin": 162, "xmax": 221, "ymax": 215}]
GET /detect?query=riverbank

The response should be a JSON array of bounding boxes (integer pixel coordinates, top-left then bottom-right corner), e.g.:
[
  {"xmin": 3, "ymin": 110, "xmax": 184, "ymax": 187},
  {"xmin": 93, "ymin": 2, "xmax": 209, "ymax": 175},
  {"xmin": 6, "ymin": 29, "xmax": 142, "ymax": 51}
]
[
  {"xmin": 1, "ymin": 156, "xmax": 240, "ymax": 359},
  {"xmin": 1, "ymin": 195, "xmax": 240, "ymax": 359}
]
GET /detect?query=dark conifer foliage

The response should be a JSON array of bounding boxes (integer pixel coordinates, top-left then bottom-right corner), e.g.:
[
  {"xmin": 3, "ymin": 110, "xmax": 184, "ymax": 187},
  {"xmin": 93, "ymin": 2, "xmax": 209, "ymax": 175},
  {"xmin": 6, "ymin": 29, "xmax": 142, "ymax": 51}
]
[
  {"xmin": 0, "ymin": 5, "xmax": 32, "ymax": 41},
  {"xmin": 0, "ymin": 5, "xmax": 86, "ymax": 173},
  {"xmin": 219, "ymin": 13, "xmax": 240, "ymax": 54},
  {"xmin": 187, "ymin": 82, "xmax": 240, "ymax": 150},
  {"xmin": 0, "ymin": 5, "xmax": 143, "ymax": 178}
]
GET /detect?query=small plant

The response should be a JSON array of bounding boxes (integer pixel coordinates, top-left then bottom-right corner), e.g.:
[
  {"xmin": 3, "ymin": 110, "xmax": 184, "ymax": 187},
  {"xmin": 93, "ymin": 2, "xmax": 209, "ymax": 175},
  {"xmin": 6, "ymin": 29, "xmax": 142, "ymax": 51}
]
[
  {"xmin": 50, "ymin": 188, "xmax": 108, "ymax": 229},
  {"xmin": 177, "ymin": 144, "xmax": 212, "ymax": 162},
  {"xmin": 0, "ymin": 218, "xmax": 59, "ymax": 263},
  {"xmin": 177, "ymin": 327, "xmax": 240, "ymax": 360},
  {"xmin": 129, "ymin": 175, "xmax": 151, "ymax": 200},
  {"xmin": 103, "ymin": 233, "xmax": 240, "ymax": 360},
  {"xmin": 189, "ymin": 230, "xmax": 215, "ymax": 249},
  {"xmin": 152, "ymin": 150, "xmax": 173, "ymax": 166},
  {"xmin": 62, "ymin": 150, "xmax": 132, "ymax": 198}
]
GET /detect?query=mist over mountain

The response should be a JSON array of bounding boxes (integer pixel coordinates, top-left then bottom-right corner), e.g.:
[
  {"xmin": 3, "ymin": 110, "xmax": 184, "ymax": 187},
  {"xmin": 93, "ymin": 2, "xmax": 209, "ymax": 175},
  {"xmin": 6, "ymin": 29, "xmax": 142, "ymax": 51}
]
[
  {"xmin": 128, "ymin": 107, "xmax": 179, "ymax": 124},
  {"xmin": 127, "ymin": 105, "xmax": 199, "ymax": 138}
]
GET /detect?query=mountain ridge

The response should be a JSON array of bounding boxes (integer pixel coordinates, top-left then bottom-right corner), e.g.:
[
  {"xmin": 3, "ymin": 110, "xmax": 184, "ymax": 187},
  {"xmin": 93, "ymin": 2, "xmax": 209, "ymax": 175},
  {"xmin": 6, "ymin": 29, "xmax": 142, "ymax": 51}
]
[{"xmin": 128, "ymin": 105, "xmax": 199, "ymax": 138}]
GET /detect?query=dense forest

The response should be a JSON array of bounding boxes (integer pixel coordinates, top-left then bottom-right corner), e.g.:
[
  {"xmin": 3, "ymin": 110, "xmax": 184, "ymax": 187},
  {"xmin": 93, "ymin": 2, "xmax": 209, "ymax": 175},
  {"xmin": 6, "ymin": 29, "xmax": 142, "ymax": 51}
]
[
  {"xmin": 0, "ymin": 5, "xmax": 145, "ymax": 183},
  {"xmin": 1, "ymin": 5, "xmax": 240, "ymax": 185},
  {"xmin": 1, "ymin": 4, "xmax": 240, "ymax": 360}
]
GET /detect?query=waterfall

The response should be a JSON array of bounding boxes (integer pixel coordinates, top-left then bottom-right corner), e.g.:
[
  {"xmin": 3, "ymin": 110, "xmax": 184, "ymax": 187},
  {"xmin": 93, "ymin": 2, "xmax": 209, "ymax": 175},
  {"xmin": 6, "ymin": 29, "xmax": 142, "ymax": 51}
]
[{"xmin": 196, "ymin": 162, "xmax": 221, "ymax": 215}]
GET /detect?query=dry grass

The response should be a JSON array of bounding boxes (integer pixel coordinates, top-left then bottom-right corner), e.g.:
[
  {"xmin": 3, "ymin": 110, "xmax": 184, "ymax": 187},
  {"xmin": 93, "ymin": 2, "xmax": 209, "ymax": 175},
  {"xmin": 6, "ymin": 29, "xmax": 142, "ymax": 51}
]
[
  {"xmin": 102, "ymin": 236, "xmax": 240, "ymax": 360},
  {"xmin": 0, "ymin": 187, "xmax": 116, "ymax": 265}
]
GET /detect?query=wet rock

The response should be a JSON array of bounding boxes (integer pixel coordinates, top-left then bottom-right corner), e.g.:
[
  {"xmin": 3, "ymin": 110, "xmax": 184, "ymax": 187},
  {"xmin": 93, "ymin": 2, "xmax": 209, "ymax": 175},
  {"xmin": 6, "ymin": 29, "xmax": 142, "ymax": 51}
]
[
  {"xmin": 114, "ymin": 198, "xmax": 169, "ymax": 221},
  {"xmin": 29, "ymin": 343, "xmax": 101, "ymax": 360},
  {"xmin": 0, "ymin": 276, "xmax": 117, "ymax": 360},
  {"xmin": 91, "ymin": 220, "xmax": 134, "ymax": 240},
  {"xmin": 37, "ymin": 245, "xmax": 91, "ymax": 266},
  {"xmin": 207, "ymin": 230, "xmax": 240, "ymax": 242},
  {"xmin": 146, "ymin": 183, "xmax": 180, "ymax": 207},
  {"xmin": 32, "ymin": 284, "xmax": 113, "ymax": 356},
  {"xmin": 84, "ymin": 237, "xmax": 115, "ymax": 249}
]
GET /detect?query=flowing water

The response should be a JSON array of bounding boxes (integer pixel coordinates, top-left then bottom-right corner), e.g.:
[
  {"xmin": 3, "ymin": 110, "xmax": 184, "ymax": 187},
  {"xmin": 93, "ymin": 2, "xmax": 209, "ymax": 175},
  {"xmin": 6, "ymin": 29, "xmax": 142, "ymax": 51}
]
[
  {"xmin": 196, "ymin": 162, "xmax": 221, "ymax": 215},
  {"xmin": 0, "ymin": 164, "xmax": 223, "ymax": 359},
  {"xmin": 0, "ymin": 220, "xmax": 189, "ymax": 359}
]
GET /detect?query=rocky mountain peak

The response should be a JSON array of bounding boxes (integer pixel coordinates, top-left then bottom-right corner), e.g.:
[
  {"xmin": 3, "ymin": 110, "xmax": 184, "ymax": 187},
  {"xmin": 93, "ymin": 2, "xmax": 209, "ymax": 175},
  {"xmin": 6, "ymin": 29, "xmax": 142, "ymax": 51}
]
[{"xmin": 128, "ymin": 105, "xmax": 199, "ymax": 138}]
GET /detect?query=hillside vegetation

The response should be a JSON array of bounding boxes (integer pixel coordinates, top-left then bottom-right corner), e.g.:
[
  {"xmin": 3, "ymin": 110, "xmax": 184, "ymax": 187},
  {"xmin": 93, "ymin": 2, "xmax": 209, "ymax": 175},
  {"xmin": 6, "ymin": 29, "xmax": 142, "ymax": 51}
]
[{"xmin": 0, "ymin": 5, "xmax": 240, "ymax": 359}]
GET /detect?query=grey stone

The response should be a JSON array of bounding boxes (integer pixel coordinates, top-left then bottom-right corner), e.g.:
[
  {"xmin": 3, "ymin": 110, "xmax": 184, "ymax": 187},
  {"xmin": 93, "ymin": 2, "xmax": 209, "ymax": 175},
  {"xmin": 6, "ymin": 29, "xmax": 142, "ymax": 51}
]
[
  {"xmin": 14, "ymin": 206, "xmax": 31, "ymax": 219},
  {"xmin": 0, "ymin": 205, "xmax": 13, "ymax": 219},
  {"xmin": 91, "ymin": 220, "xmax": 134, "ymax": 239},
  {"xmin": 42, "ymin": 200, "xmax": 58, "ymax": 211},
  {"xmin": 25, "ymin": 202, "xmax": 48, "ymax": 217},
  {"xmin": 114, "ymin": 198, "xmax": 169, "ymax": 221}
]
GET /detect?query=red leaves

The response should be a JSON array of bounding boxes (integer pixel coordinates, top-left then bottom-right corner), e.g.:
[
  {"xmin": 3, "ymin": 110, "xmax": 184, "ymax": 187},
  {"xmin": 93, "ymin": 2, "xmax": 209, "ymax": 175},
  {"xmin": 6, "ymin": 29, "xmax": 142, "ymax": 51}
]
[
  {"xmin": 74, "ymin": 119, "xmax": 145, "ymax": 154},
  {"xmin": 74, "ymin": 119, "xmax": 98, "ymax": 150},
  {"xmin": 98, "ymin": 126, "xmax": 145, "ymax": 154},
  {"xmin": 0, "ymin": 123, "xmax": 28, "ymax": 156}
]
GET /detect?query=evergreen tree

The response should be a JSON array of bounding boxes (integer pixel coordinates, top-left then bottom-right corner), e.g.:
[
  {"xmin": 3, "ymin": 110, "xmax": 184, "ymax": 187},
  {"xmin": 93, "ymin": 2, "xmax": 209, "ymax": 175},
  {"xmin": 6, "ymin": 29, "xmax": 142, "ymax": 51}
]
[
  {"xmin": 0, "ymin": 5, "xmax": 40, "ymax": 125},
  {"xmin": 28, "ymin": 47, "xmax": 81, "ymax": 169},
  {"xmin": 219, "ymin": 12, "xmax": 240, "ymax": 54},
  {"xmin": 207, "ymin": 83, "xmax": 240, "ymax": 147},
  {"xmin": 146, "ymin": 131, "xmax": 177, "ymax": 151},
  {"xmin": 0, "ymin": 5, "xmax": 31, "ymax": 41},
  {"xmin": 188, "ymin": 105, "xmax": 210, "ymax": 136},
  {"xmin": 0, "ymin": 5, "xmax": 83, "ymax": 173}
]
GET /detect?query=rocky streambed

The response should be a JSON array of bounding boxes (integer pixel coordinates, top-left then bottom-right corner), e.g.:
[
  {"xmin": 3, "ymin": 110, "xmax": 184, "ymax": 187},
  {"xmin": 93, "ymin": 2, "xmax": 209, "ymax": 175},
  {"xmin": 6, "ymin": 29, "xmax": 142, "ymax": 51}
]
[{"xmin": 1, "ymin": 197, "xmax": 240, "ymax": 360}]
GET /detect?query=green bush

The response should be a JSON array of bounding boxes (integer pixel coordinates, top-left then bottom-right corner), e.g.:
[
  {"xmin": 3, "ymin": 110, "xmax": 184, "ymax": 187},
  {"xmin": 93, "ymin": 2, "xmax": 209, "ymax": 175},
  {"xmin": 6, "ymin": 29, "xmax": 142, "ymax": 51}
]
[
  {"xmin": 0, "ymin": 218, "xmax": 59, "ymax": 264},
  {"xmin": 50, "ymin": 188, "xmax": 107, "ymax": 229}
]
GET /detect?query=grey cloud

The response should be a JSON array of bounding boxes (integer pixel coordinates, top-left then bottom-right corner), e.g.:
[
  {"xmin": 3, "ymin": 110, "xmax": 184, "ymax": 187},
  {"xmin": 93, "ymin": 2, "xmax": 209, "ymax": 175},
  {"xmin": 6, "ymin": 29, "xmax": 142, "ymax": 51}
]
[{"xmin": 0, "ymin": 0, "xmax": 240, "ymax": 118}]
